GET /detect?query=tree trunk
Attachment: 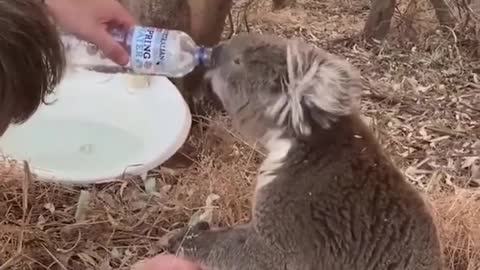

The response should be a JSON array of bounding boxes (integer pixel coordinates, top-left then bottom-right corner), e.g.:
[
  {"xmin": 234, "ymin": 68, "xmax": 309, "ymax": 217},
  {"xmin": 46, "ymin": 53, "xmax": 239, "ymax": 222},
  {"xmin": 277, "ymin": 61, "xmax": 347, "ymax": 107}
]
[
  {"xmin": 429, "ymin": 0, "xmax": 455, "ymax": 27},
  {"xmin": 187, "ymin": 0, "xmax": 232, "ymax": 46},
  {"xmin": 184, "ymin": 0, "xmax": 233, "ymax": 114},
  {"xmin": 363, "ymin": 0, "xmax": 396, "ymax": 41}
]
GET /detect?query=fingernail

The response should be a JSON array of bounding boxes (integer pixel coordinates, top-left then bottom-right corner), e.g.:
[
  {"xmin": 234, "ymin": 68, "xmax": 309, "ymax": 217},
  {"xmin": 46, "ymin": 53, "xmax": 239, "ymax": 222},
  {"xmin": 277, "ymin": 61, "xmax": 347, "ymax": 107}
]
[{"xmin": 119, "ymin": 53, "xmax": 130, "ymax": 66}]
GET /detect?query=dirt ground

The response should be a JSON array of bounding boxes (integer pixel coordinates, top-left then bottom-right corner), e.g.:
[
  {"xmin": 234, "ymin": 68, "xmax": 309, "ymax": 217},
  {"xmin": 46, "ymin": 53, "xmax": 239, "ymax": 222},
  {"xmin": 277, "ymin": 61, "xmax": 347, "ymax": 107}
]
[{"xmin": 1, "ymin": 0, "xmax": 480, "ymax": 269}]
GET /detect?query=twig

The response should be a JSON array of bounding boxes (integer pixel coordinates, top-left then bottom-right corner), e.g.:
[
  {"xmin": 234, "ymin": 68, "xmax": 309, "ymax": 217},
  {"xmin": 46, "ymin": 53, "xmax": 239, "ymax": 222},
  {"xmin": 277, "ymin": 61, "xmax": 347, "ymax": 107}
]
[
  {"xmin": 0, "ymin": 255, "xmax": 20, "ymax": 270},
  {"xmin": 364, "ymin": 91, "xmax": 402, "ymax": 105},
  {"xmin": 42, "ymin": 244, "xmax": 68, "ymax": 270},
  {"xmin": 440, "ymin": 25, "xmax": 464, "ymax": 68},
  {"xmin": 460, "ymin": 101, "xmax": 480, "ymax": 112},
  {"xmin": 228, "ymin": 11, "xmax": 235, "ymax": 39},
  {"xmin": 425, "ymin": 126, "xmax": 466, "ymax": 137},
  {"xmin": 18, "ymin": 161, "xmax": 32, "ymax": 253},
  {"xmin": 243, "ymin": 8, "xmax": 250, "ymax": 33},
  {"xmin": 242, "ymin": 0, "xmax": 254, "ymax": 33},
  {"xmin": 22, "ymin": 161, "xmax": 31, "ymax": 223}
]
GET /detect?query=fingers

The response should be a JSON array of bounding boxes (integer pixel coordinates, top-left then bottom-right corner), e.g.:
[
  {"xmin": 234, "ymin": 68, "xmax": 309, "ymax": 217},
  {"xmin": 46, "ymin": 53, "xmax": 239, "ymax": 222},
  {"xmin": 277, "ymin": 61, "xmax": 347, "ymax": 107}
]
[
  {"xmin": 94, "ymin": 1, "xmax": 135, "ymax": 65},
  {"xmin": 47, "ymin": 0, "xmax": 135, "ymax": 66},
  {"xmin": 89, "ymin": 27, "xmax": 130, "ymax": 66},
  {"xmin": 132, "ymin": 254, "xmax": 201, "ymax": 270},
  {"xmin": 109, "ymin": 0, "xmax": 136, "ymax": 28}
]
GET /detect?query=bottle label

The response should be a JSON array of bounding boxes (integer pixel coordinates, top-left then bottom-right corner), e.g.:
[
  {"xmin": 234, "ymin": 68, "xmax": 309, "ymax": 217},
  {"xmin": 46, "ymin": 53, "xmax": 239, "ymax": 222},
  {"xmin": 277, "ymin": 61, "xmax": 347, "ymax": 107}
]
[{"xmin": 130, "ymin": 26, "xmax": 170, "ymax": 74}]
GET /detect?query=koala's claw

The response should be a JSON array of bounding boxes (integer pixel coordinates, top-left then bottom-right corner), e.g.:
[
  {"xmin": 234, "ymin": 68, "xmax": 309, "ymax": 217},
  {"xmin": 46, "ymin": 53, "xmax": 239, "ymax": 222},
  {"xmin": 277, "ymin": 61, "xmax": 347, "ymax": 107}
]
[{"xmin": 166, "ymin": 221, "xmax": 211, "ymax": 255}]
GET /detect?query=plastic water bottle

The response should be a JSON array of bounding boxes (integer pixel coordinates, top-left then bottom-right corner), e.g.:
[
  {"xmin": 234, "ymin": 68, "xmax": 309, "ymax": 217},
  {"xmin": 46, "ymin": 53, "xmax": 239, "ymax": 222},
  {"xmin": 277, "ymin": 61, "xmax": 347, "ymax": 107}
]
[{"xmin": 61, "ymin": 26, "xmax": 212, "ymax": 78}]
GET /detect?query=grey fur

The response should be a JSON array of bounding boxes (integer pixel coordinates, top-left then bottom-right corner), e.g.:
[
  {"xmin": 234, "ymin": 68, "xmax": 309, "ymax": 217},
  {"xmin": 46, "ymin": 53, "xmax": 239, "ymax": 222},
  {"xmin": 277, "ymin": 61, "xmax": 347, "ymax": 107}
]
[{"xmin": 168, "ymin": 33, "xmax": 443, "ymax": 270}]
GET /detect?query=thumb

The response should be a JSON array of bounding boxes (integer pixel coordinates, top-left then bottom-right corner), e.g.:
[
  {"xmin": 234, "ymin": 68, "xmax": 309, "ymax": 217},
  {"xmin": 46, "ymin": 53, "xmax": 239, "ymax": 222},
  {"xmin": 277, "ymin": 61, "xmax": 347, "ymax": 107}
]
[
  {"xmin": 132, "ymin": 254, "xmax": 202, "ymax": 270},
  {"xmin": 89, "ymin": 28, "xmax": 130, "ymax": 66}
]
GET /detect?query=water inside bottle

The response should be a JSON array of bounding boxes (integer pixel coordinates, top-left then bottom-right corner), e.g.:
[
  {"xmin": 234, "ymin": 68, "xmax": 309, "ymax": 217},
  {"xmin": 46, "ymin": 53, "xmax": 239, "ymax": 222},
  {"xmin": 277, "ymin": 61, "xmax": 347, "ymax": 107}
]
[{"xmin": 60, "ymin": 27, "xmax": 213, "ymax": 77}]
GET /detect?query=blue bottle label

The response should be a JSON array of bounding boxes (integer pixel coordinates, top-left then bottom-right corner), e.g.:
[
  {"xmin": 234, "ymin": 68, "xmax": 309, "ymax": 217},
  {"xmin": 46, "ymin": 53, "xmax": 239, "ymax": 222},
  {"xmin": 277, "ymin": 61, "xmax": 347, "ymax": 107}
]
[{"xmin": 130, "ymin": 26, "xmax": 169, "ymax": 74}]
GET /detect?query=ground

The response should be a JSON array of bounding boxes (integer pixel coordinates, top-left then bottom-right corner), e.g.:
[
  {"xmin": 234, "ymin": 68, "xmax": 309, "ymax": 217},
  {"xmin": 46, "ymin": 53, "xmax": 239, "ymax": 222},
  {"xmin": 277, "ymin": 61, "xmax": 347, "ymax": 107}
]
[{"xmin": 1, "ymin": 0, "xmax": 480, "ymax": 269}]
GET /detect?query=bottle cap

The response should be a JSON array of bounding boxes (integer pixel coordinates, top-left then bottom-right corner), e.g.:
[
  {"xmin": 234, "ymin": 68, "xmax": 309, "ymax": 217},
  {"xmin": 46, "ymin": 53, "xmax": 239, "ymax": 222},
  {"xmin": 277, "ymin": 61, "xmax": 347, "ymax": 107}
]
[{"xmin": 195, "ymin": 47, "xmax": 212, "ymax": 67}]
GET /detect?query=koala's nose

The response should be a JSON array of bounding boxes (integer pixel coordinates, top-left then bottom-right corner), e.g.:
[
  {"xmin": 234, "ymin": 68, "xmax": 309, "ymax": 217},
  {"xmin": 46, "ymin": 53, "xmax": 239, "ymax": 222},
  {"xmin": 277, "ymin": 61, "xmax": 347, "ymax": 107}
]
[{"xmin": 210, "ymin": 43, "xmax": 224, "ymax": 68}]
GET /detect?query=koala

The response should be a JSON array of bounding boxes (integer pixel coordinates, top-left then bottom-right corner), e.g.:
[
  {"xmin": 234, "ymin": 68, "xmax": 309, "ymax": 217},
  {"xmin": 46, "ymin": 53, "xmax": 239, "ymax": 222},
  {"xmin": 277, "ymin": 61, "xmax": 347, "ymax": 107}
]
[
  {"xmin": 167, "ymin": 33, "xmax": 443, "ymax": 270},
  {"xmin": 0, "ymin": 0, "xmax": 65, "ymax": 136}
]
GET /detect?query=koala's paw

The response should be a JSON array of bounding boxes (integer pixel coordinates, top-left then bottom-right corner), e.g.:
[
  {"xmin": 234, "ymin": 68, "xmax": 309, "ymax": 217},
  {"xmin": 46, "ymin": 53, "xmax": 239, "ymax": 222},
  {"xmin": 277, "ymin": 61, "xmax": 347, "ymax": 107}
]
[{"xmin": 166, "ymin": 221, "xmax": 210, "ymax": 255}]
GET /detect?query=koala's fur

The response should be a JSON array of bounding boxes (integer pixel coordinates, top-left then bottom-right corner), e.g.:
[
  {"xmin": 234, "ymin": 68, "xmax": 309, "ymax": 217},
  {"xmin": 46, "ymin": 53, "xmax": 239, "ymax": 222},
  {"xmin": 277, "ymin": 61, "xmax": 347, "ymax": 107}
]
[{"xmin": 167, "ymin": 33, "xmax": 443, "ymax": 270}]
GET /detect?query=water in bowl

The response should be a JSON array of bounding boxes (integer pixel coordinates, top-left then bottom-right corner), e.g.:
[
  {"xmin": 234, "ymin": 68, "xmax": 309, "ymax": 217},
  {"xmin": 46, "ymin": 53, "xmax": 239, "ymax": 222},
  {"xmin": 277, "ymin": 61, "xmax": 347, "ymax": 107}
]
[{"xmin": 0, "ymin": 118, "xmax": 145, "ymax": 176}]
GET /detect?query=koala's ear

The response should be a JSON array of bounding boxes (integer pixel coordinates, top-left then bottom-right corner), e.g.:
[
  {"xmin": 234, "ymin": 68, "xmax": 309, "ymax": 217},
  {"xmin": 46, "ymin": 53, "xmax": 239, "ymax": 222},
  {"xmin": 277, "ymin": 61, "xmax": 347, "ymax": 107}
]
[{"xmin": 267, "ymin": 40, "xmax": 362, "ymax": 137}]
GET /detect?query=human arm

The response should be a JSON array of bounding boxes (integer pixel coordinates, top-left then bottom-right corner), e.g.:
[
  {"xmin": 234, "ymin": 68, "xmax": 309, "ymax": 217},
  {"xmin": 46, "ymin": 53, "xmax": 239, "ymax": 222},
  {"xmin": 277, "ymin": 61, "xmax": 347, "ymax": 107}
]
[{"xmin": 45, "ymin": 0, "xmax": 136, "ymax": 65}]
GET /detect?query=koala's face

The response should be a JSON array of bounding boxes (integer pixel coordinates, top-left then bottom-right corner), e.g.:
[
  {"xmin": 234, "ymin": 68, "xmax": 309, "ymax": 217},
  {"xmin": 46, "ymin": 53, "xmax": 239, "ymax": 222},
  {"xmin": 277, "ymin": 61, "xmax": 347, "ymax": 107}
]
[
  {"xmin": 206, "ymin": 33, "xmax": 362, "ymax": 140},
  {"xmin": 206, "ymin": 34, "xmax": 289, "ymax": 135},
  {"xmin": 206, "ymin": 34, "xmax": 294, "ymax": 140}
]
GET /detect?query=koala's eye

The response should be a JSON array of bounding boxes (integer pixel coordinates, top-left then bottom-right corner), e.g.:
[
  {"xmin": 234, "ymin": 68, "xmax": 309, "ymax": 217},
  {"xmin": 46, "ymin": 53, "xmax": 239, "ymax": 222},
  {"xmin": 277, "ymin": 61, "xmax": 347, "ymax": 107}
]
[{"xmin": 233, "ymin": 57, "xmax": 241, "ymax": 65}]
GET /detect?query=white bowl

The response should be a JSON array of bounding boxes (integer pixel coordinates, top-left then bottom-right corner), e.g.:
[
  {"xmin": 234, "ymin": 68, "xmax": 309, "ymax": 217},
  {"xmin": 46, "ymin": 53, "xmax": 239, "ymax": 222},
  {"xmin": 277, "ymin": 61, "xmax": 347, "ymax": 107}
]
[{"xmin": 0, "ymin": 67, "xmax": 191, "ymax": 185}]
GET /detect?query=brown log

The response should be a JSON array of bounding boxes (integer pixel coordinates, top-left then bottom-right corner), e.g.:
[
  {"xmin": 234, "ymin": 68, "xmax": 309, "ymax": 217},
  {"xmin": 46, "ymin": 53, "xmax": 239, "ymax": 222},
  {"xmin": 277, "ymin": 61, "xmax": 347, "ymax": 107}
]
[
  {"xmin": 272, "ymin": 0, "xmax": 296, "ymax": 10},
  {"xmin": 363, "ymin": 0, "xmax": 396, "ymax": 41},
  {"xmin": 429, "ymin": 0, "xmax": 455, "ymax": 27}
]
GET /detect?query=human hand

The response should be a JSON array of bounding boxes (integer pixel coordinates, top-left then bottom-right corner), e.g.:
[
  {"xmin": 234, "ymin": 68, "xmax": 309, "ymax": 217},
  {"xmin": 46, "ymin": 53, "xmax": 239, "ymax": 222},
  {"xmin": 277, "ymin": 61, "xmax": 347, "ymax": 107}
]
[
  {"xmin": 132, "ymin": 254, "xmax": 202, "ymax": 270},
  {"xmin": 45, "ymin": 0, "xmax": 135, "ymax": 65}
]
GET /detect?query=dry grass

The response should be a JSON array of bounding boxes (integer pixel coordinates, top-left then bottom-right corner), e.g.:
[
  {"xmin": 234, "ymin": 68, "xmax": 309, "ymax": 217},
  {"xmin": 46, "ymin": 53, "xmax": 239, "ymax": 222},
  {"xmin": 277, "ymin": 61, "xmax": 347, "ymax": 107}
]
[
  {"xmin": 432, "ymin": 189, "xmax": 480, "ymax": 270},
  {"xmin": 1, "ymin": 0, "xmax": 480, "ymax": 269}
]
